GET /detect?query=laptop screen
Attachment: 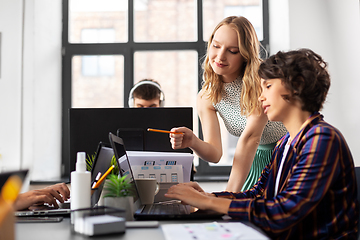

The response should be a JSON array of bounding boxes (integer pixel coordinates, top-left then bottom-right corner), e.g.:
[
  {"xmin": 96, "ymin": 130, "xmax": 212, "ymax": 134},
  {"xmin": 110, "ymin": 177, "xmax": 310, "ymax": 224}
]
[
  {"xmin": 108, "ymin": 132, "xmax": 141, "ymax": 206},
  {"xmin": 90, "ymin": 142, "xmax": 115, "ymax": 206}
]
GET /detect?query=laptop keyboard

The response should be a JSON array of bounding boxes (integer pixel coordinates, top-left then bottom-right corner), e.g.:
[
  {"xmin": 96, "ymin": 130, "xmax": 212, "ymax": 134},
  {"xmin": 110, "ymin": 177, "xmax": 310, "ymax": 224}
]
[{"xmin": 146, "ymin": 201, "xmax": 189, "ymax": 215}]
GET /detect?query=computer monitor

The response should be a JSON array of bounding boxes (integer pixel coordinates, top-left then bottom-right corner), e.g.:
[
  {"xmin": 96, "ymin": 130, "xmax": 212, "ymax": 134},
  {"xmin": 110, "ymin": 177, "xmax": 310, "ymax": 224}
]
[{"xmin": 68, "ymin": 107, "xmax": 193, "ymax": 175}]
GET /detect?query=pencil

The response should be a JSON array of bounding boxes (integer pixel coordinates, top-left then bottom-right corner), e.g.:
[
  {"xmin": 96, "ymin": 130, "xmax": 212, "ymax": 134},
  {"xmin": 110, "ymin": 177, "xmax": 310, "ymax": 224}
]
[
  {"xmin": 91, "ymin": 172, "xmax": 102, "ymax": 189},
  {"xmin": 147, "ymin": 128, "xmax": 184, "ymax": 135},
  {"xmin": 92, "ymin": 165, "xmax": 114, "ymax": 189}
]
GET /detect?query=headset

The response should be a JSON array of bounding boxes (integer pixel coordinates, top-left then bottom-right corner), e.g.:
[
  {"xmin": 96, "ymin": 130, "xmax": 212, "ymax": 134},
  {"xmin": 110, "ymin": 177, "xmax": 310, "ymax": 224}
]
[{"xmin": 128, "ymin": 80, "xmax": 165, "ymax": 107}]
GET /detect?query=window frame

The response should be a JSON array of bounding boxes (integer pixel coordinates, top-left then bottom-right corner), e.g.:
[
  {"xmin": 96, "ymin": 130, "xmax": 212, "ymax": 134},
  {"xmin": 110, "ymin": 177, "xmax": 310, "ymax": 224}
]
[{"xmin": 61, "ymin": 0, "xmax": 269, "ymax": 181}]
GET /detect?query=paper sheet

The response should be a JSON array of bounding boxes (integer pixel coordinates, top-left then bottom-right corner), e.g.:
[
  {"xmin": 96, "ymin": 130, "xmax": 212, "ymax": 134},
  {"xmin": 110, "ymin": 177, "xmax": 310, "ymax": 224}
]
[
  {"xmin": 131, "ymin": 165, "xmax": 184, "ymax": 183},
  {"xmin": 126, "ymin": 151, "xmax": 193, "ymax": 182},
  {"xmin": 161, "ymin": 221, "xmax": 269, "ymax": 240}
]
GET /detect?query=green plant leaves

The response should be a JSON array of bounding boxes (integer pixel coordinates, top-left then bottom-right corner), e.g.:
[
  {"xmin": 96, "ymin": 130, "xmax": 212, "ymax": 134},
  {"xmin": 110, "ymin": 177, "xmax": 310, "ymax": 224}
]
[
  {"xmin": 103, "ymin": 174, "xmax": 134, "ymax": 198},
  {"xmin": 86, "ymin": 153, "xmax": 96, "ymax": 172},
  {"xmin": 110, "ymin": 155, "xmax": 120, "ymax": 175}
]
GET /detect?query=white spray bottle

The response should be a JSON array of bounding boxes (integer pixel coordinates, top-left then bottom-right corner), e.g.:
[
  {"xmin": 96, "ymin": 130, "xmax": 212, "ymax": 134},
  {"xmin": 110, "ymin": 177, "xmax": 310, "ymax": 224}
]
[{"xmin": 71, "ymin": 152, "xmax": 91, "ymax": 227}]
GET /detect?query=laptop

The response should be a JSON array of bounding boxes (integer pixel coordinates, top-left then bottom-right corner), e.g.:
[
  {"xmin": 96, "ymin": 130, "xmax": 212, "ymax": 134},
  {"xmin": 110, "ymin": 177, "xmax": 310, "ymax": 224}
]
[
  {"xmin": 108, "ymin": 132, "xmax": 224, "ymax": 220},
  {"xmin": 89, "ymin": 141, "xmax": 115, "ymax": 207},
  {"xmin": 15, "ymin": 142, "xmax": 114, "ymax": 217}
]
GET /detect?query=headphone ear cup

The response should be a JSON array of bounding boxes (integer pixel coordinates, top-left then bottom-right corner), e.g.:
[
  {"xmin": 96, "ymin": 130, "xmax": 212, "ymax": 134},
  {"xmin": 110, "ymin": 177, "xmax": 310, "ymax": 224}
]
[
  {"xmin": 159, "ymin": 88, "xmax": 165, "ymax": 107},
  {"xmin": 128, "ymin": 96, "xmax": 134, "ymax": 108},
  {"xmin": 159, "ymin": 96, "xmax": 165, "ymax": 107},
  {"xmin": 128, "ymin": 84, "xmax": 137, "ymax": 108}
]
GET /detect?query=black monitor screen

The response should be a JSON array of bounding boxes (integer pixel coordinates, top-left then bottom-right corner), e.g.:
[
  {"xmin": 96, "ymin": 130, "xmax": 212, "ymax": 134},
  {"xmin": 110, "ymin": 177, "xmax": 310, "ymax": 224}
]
[{"xmin": 68, "ymin": 107, "xmax": 193, "ymax": 176}]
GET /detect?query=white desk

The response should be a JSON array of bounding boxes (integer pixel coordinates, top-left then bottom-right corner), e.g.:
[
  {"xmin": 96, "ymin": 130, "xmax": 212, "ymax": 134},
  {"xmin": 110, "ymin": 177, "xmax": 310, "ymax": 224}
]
[
  {"xmin": 16, "ymin": 217, "xmax": 269, "ymax": 240},
  {"xmin": 17, "ymin": 217, "xmax": 162, "ymax": 240},
  {"xmin": 17, "ymin": 182, "xmax": 268, "ymax": 239}
]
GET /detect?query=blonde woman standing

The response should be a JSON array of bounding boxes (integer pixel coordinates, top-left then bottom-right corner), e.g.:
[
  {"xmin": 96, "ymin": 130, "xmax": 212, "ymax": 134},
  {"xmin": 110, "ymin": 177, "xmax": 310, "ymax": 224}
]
[{"xmin": 170, "ymin": 16, "xmax": 286, "ymax": 191}]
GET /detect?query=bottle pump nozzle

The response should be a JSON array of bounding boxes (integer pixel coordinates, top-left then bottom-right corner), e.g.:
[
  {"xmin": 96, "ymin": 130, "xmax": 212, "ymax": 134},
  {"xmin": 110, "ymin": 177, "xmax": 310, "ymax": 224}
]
[{"xmin": 76, "ymin": 152, "xmax": 86, "ymax": 172}]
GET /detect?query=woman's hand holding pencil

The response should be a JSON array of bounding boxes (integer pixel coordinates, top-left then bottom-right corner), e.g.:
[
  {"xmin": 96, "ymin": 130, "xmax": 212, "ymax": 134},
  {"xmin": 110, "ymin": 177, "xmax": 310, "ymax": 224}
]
[
  {"xmin": 147, "ymin": 128, "xmax": 184, "ymax": 135},
  {"xmin": 147, "ymin": 127, "xmax": 195, "ymax": 150},
  {"xmin": 166, "ymin": 127, "xmax": 194, "ymax": 150}
]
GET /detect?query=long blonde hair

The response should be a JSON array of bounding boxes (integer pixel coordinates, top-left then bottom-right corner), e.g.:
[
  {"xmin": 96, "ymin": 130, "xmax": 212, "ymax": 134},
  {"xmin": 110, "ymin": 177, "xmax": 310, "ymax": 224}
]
[{"xmin": 202, "ymin": 16, "xmax": 262, "ymax": 116}]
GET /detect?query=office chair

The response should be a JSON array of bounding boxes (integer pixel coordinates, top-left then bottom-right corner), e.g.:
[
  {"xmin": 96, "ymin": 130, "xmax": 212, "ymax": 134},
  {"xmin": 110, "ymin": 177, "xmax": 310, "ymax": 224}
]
[{"xmin": 355, "ymin": 166, "xmax": 360, "ymax": 240}]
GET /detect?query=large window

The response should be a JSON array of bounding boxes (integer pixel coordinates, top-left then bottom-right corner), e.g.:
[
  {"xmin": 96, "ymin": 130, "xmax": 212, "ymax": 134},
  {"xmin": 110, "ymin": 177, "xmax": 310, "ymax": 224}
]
[{"xmin": 62, "ymin": 0, "xmax": 269, "ymax": 180}]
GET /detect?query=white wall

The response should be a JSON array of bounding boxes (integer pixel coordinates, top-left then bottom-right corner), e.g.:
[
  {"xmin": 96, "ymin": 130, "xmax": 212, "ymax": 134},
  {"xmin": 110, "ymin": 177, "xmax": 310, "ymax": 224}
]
[
  {"xmin": 0, "ymin": 0, "xmax": 359, "ymax": 182},
  {"xmin": 270, "ymin": 0, "xmax": 360, "ymax": 165},
  {"xmin": 269, "ymin": 0, "xmax": 290, "ymax": 52},
  {"xmin": 0, "ymin": 0, "xmax": 24, "ymax": 172},
  {"xmin": 0, "ymin": 0, "xmax": 62, "ymax": 184},
  {"xmin": 23, "ymin": 0, "xmax": 62, "ymax": 181}
]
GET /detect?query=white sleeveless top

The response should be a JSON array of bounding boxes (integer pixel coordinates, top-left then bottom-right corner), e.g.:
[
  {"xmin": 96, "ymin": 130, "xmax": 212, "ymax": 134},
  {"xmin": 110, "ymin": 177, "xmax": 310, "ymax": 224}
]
[{"xmin": 213, "ymin": 77, "xmax": 287, "ymax": 145}]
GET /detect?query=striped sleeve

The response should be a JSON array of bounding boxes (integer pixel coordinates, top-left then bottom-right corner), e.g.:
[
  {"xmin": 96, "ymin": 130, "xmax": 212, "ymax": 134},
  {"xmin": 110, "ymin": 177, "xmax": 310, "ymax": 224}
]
[{"xmin": 221, "ymin": 125, "xmax": 351, "ymax": 235}]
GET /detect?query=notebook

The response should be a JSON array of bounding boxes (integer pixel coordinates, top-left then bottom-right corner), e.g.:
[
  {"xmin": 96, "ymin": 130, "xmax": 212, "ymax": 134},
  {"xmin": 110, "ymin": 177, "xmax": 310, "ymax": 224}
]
[
  {"xmin": 15, "ymin": 142, "xmax": 114, "ymax": 217},
  {"xmin": 108, "ymin": 132, "xmax": 224, "ymax": 220}
]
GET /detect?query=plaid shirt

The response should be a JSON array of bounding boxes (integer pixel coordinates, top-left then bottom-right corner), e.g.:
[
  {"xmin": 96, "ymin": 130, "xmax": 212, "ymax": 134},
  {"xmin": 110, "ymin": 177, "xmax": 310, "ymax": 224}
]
[{"xmin": 214, "ymin": 113, "xmax": 358, "ymax": 239}]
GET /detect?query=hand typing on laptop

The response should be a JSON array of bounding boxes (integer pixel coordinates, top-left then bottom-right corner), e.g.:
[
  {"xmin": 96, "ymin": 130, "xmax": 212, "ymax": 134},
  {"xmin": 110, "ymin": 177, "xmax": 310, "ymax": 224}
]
[
  {"xmin": 13, "ymin": 183, "xmax": 70, "ymax": 211},
  {"xmin": 164, "ymin": 182, "xmax": 228, "ymax": 213}
]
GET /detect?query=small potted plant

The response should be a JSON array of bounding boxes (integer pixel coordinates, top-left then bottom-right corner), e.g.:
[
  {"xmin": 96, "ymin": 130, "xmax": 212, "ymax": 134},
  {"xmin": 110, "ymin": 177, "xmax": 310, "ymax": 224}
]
[{"xmin": 102, "ymin": 174, "xmax": 135, "ymax": 221}]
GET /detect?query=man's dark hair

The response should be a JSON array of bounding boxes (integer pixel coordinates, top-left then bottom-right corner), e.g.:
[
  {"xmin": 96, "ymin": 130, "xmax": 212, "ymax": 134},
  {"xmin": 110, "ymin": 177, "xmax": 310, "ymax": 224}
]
[{"xmin": 133, "ymin": 79, "xmax": 162, "ymax": 101}]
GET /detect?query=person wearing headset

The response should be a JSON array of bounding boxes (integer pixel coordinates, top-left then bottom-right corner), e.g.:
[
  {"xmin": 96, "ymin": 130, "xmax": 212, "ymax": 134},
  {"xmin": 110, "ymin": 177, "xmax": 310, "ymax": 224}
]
[{"xmin": 128, "ymin": 79, "xmax": 165, "ymax": 108}]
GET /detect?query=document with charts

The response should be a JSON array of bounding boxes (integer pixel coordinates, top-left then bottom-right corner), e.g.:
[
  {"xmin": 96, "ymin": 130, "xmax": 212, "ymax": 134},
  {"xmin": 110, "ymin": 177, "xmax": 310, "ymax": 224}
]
[
  {"xmin": 126, "ymin": 151, "xmax": 193, "ymax": 182},
  {"xmin": 161, "ymin": 221, "xmax": 270, "ymax": 240}
]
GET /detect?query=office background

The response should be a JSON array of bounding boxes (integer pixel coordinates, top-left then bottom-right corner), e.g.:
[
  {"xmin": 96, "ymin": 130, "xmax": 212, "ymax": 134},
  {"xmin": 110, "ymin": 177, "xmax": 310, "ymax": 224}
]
[{"xmin": 0, "ymin": 0, "xmax": 359, "ymax": 186}]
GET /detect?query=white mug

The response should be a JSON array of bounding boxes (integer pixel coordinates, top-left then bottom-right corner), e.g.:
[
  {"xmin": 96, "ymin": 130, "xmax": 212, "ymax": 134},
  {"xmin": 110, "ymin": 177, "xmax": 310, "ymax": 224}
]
[{"xmin": 135, "ymin": 178, "xmax": 160, "ymax": 205}]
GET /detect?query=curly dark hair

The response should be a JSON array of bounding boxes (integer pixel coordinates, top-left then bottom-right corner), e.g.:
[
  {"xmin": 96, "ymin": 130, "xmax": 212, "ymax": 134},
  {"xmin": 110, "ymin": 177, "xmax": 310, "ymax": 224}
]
[{"xmin": 258, "ymin": 48, "xmax": 330, "ymax": 113}]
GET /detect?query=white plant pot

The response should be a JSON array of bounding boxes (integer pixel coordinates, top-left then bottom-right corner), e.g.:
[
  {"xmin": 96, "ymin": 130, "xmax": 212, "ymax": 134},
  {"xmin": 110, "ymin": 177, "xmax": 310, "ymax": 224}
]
[{"xmin": 103, "ymin": 196, "xmax": 134, "ymax": 221}]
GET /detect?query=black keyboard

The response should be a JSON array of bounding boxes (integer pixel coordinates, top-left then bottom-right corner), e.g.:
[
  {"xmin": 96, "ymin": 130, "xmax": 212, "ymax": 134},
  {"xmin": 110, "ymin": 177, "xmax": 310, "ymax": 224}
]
[{"xmin": 146, "ymin": 202, "xmax": 189, "ymax": 215}]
